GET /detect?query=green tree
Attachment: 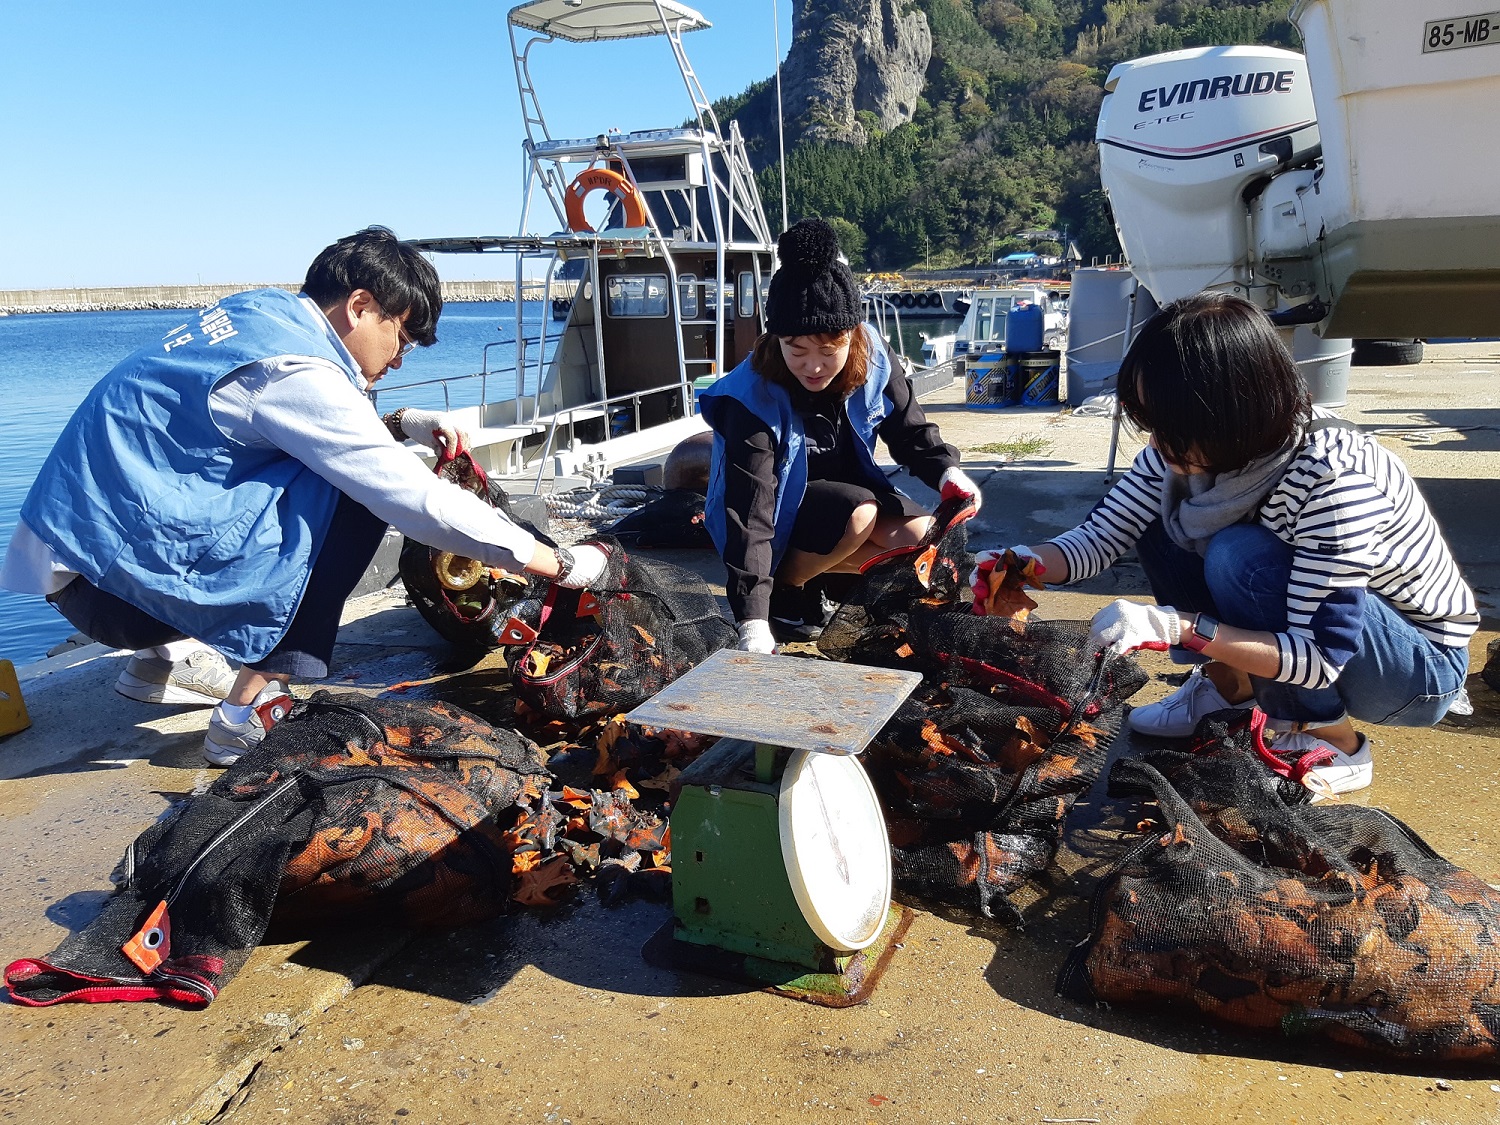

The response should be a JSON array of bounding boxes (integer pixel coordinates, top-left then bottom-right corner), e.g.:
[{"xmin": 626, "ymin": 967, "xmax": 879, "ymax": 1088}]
[
  {"xmin": 726, "ymin": 0, "xmax": 1293, "ymax": 264},
  {"xmin": 824, "ymin": 216, "xmax": 868, "ymax": 269}
]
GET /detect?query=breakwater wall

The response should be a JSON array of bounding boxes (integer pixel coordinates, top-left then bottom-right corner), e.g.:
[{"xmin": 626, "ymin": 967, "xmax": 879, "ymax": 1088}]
[{"xmin": 0, "ymin": 279, "xmax": 560, "ymax": 315}]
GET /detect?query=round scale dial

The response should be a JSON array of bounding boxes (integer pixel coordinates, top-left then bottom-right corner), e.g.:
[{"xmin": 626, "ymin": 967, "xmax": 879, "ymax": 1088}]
[{"xmin": 777, "ymin": 749, "xmax": 892, "ymax": 951}]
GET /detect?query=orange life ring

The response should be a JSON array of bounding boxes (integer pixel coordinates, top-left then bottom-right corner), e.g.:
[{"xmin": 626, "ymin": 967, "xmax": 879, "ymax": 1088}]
[{"xmin": 564, "ymin": 167, "xmax": 648, "ymax": 233}]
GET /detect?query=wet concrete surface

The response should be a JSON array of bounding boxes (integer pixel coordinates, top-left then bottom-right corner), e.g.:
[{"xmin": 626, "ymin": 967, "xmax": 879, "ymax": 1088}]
[
  {"xmin": 6, "ymin": 346, "xmax": 1500, "ymax": 1122},
  {"xmin": 208, "ymin": 603, "xmax": 1500, "ymax": 1125}
]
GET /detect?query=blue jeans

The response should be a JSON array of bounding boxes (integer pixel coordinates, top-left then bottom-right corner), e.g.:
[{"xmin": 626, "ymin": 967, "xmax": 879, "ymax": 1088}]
[
  {"xmin": 1134, "ymin": 520, "xmax": 1469, "ymax": 728},
  {"xmin": 47, "ymin": 491, "xmax": 388, "ymax": 680}
]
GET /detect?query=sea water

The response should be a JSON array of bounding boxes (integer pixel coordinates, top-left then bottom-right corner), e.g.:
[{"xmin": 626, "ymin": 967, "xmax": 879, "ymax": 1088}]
[{"xmin": 0, "ymin": 301, "xmax": 555, "ymax": 666}]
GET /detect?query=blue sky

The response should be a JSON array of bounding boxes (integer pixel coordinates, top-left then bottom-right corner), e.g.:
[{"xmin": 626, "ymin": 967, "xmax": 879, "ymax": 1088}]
[{"xmin": 0, "ymin": 1, "xmax": 793, "ymax": 289}]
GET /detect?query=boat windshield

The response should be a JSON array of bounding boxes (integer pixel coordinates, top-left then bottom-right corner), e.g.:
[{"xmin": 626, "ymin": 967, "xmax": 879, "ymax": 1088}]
[{"xmin": 975, "ymin": 297, "xmax": 1017, "ymax": 343}]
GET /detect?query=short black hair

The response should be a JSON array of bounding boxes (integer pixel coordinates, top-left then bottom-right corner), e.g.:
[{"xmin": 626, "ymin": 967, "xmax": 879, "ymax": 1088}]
[
  {"xmin": 302, "ymin": 226, "xmax": 442, "ymax": 346},
  {"xmin": 1117, "ymin": 291, "xmax": 1311, "ymax": 473}
]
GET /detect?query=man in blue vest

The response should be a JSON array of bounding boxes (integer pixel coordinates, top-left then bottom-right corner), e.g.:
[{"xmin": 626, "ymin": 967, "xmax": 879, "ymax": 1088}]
[{"xmin": 2, "ymin": 227, "xmax": 607, "ymax": 765}]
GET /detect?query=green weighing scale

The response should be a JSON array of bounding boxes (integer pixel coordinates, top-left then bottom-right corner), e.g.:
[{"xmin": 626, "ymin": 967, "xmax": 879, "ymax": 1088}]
[{"xmin": 628, "ymin": 649, "xmax": 922, "ymax": 1006}]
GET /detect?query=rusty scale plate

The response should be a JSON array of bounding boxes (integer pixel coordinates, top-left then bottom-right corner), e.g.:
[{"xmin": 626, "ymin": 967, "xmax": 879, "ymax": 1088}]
[{"xmin": 625, "ymin": 650, "xmax": 922, "ymax": 756}]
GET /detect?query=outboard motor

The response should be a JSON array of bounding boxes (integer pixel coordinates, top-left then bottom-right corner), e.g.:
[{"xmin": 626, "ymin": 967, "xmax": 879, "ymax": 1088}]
[
  {"xmin": 1292, "ymin": 0, "xmax": 1500, "ymax": 337},
  {"xmin": 1096, "ymin": 45, "xmax": 1321, "ymax": 307},
  {"xmin": 1099, "ymin": 4, "xmax": 1500, "ymax": 339}
]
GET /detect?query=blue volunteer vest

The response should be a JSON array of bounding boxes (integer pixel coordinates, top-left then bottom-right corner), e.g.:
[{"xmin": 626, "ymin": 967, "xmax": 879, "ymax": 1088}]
[
  {"xmin": 699, "ymin": 323, "xmax": 893, "ymax": 570},
  {"xmin": 20, "ymin": 288, "xmax": 362, "ymax": 662}
]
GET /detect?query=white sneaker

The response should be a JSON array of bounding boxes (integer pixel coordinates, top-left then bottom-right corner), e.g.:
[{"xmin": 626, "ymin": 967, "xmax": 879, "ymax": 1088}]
[
  {"xmin": 203, "ymin": 683, "xmax": 292, "ymax": 767},
  {"xmin": 115, "ymin": 646, "xmax": 236, "ymax": 706},
  {"xmin": 1127, "ymin": 666, "xmax": 1238, "ymax": 738},
  {"xmin": 1273, "ymin": 730, "xmax": 1374, "ymax": 796}
]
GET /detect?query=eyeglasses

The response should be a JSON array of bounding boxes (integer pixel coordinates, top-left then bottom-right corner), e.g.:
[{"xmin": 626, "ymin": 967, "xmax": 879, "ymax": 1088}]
[
  {"xmin": 394, "ymin": 325, "xmax": 416, "ymax": 362},
  {"xmin": 373, "ymin": 299, "xmax": 416, "ymax": 362}
]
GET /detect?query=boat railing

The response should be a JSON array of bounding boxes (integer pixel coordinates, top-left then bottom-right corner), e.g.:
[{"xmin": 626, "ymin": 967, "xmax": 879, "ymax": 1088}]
[
  {"xmin": 525, "ymin": 382, "xmax": 689, "ymax": 493},
  {"xmin": 370, "ymin": 333, "xmax": 549, "ymax": 415},
  {"xmin": 373, "ymin": 350, "xmax": 690, "ymax": 489},
  {"xmin": 863, "ymin": 293, "xmax": 906, "ymax": 360}
]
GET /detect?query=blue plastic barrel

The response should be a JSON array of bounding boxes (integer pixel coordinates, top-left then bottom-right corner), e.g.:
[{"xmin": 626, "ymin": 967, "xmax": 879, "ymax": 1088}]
[{"xmin": 1005, "ymin": 302, "xmax": 1045, "ymax": 355}]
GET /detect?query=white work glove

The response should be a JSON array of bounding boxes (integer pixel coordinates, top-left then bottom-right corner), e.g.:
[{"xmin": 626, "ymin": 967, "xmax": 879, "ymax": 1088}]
[
  {"xmin": 736, "ymin": 619, "xmax": 777, "ymax": 654},
  {"xmin": 967, "ymin": 545, "xmax": 1045, "ymax": 611},
  {"xmin": 399, "ymin": 408, "xmax": 469, "ymax": 455},
  {"xmin": 1087, "ymin": 599, "xmax": 1183, "ymax": 656},
  {"xmin": 939, "ymin": 466, "xmax": 982, "ymax": 512},
  {"xmin": 552, "ymin": 543, "xmax": 610, "ymax": 590}
]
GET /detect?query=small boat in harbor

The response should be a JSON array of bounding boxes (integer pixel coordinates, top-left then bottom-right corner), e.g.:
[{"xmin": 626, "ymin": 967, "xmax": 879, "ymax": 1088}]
[
  {"xmin": 384, "ymin": 0, "xmax": 777, "ymax": 488},
  {"xmin": 953, "ymin": 283, "xmax": 1068, "ymax": 359},
  {"xmin": 919, "ymin": 330, "xmax": 956, "ymax": 366}
]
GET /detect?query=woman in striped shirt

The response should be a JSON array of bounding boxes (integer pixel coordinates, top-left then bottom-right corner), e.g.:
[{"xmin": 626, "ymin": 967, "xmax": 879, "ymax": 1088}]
[{"xmin": 977, "ymin": 292, "xmax": 1475, "ymax": 794}]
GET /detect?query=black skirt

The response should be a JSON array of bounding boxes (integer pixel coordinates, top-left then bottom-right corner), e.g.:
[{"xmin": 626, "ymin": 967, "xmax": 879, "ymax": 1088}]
[{"xmin": 788, "ymin": 478, "xmax": 928, "ymax": 556}]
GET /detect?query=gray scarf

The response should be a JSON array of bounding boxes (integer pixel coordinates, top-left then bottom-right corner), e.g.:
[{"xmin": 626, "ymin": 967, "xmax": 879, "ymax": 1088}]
[
  {"xmin": 1159, "ymin": 416, "xmax": 1355, "ymax": 555},
  {"xmin": 1160, "ymin": 436, "xmax": 1301, "ymax": 556}
]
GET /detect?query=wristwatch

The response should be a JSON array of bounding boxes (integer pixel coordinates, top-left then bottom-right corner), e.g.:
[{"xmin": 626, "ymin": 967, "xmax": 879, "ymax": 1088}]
[
  {"xmin": 553, "ymin": 545, "xmax": 576, "ymax": 585},
  {"xmin": 1179, "ymin": 612, "xmax": 1219, "ymax": 654}
]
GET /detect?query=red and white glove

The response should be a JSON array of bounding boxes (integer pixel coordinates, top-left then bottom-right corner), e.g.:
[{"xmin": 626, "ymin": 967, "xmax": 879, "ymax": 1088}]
[
  {"xmin": 399, "ymin": 408, "xmax": 469, "ymax": 456},
  {"xmin": 1087, "ymin": 599, "xmax": 1182, "ymax": 655},
  {"xmin": 736, "ymin": 619, "xmax": 777, "ymax": 654},
  {"xmin": 967, "ymin": 545, "xmax": 1045, "ymax": 609},
  {"xmin": 939, "ymin": 466, "xmax": 982, "ymax": 512}
]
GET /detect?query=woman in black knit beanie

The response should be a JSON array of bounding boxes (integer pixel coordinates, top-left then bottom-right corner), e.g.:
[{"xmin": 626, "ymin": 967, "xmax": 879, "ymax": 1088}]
[{"xmin": 697, "ymin": 218, "xmax": 980, "ymax": 654}]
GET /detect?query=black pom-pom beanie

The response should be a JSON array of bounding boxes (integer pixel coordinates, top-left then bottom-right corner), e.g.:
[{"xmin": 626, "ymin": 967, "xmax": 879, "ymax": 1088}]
[{"xmin": 764, "ymin": 218, "xmax": 862, "ymax": 337}]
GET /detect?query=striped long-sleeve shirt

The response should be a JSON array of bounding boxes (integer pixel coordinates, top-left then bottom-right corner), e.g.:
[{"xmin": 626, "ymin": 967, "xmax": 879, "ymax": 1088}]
[{"xmin": 1050, "ymin": 428, "xmax": 1477, "ymax": 689}]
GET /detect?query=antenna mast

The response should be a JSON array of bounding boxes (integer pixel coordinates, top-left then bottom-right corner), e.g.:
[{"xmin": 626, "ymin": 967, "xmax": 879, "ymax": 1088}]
[{"xmin": 774, "ymin": 0, "xmax": 788, "ymax": 234}]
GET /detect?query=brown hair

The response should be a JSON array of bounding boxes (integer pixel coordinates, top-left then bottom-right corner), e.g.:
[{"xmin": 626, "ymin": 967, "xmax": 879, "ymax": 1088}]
[{"xmin": 751, "ymin": 326, "xmax": 871, "ymax": 399}]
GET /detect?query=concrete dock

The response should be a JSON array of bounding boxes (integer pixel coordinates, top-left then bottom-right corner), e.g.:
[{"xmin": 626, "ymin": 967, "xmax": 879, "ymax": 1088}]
[{"xmin": 3, "ymin": 343, "xmax": 1500, "ymax": 1123}]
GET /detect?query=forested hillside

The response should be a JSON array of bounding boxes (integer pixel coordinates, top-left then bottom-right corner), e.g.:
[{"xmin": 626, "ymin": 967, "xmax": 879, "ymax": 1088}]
[{"xmin": 722, "ymin": 0, "xmax": 1297, "ymax": 269}]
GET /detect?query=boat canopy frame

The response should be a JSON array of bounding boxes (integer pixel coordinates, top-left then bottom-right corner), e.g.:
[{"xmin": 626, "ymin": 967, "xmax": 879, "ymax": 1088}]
[
  {"xmin": 423, "ymin": 0, "xmax": 772, "ymax": 388},
  {"xmin": 505, "ymin": 0, "xmax": 774, "ymax": 384},
  {"xmin": 507, "ymin": 0, "xmax": 711, "ymax": 44},
  {"xmin": 395, "ymin": 0, "xmax": 777, "ymax": 483}
]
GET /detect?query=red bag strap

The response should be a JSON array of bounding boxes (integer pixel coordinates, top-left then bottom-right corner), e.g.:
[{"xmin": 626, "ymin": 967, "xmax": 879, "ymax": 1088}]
[
  {"xmin": 4, "ymin": 956, "xmax": 218, "ymax": 1008},
  {"xmin": 434, "ymin": 439, "xmax": 490, "ymax": 494}
]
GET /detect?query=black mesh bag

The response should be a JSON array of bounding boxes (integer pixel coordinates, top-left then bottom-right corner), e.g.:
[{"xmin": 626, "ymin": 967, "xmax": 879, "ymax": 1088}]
[
  {"xmin": 1060, "ymin": 734, "xmax": 1500, "ymax": 1062},
  {"xmin": 4, "ymin": 692, "xmax": 549, "ymax": 1008},
  {"xmin": 912, "ymin": 611, "xmax": 1149, "ymax": 720},
  {"xmin": 865, "ymin": 617, "xmax": 1146, "ymax": 924},
  {"xmin": 399, "ymin": 448, "xmax": 551, "ymax": 649},
  {"xmin": 510, "ymin": 538, "xmax": 735, "ymax": 722},
  {"xmin": 816, "ymin": 495, "xmax": 976, "ymax": 667},
  {"xmin": 604, "ymin": 489, "xmax": 712, "ymax": 549},
  {"xmin": 807, "ymin": 498, "xmax": 1148, "ymax": 923}
]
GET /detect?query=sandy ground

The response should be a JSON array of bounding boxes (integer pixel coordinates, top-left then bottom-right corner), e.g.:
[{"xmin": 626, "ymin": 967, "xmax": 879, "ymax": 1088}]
[{"xmin": 4, "ymin": 344, "xmax": 1500, "ymax": 1124}]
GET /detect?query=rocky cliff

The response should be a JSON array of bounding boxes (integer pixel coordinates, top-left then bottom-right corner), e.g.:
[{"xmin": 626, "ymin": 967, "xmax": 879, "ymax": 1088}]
[{"xmin": 782, "ymin": 0, "xmax": 932, "ymax": 146}]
